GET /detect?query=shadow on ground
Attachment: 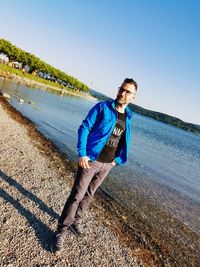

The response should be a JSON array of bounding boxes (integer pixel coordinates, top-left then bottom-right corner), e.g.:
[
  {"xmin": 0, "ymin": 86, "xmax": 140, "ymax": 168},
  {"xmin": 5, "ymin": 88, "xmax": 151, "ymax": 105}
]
[{"xmin": 0, "ymin": 170, "xmax": 59, "ymax": 251}]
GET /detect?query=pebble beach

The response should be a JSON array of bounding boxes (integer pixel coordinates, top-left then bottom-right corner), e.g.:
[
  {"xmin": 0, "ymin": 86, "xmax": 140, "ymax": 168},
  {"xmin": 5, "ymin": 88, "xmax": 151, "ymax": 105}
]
[{"xmin": 0, "ymin": 96, "xmax": 162, "ymax": 267}]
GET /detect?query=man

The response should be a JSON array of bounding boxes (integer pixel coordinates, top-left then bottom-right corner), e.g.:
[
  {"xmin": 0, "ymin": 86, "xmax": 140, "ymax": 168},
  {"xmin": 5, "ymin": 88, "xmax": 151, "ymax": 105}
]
[{"xmin": 51, "ymin": 78, "xmax": 137, "ymax": 254}]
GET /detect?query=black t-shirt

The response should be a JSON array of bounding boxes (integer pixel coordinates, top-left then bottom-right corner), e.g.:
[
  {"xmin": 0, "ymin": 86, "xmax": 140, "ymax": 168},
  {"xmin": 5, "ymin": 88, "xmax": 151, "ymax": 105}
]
[{"xmin": 97, "ymin": 111, "xmax": 126, "ymax": 163}]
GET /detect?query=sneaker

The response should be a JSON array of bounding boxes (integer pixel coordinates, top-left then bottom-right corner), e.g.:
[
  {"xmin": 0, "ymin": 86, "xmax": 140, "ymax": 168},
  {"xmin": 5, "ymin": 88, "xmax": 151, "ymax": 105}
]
[
  {"xmin": 50, "ymin": 233, "xmax": 65, "ymax": 254},
  {"xmin": 69, "ymin": 224, "xmax": 85, "ymax": 238}
]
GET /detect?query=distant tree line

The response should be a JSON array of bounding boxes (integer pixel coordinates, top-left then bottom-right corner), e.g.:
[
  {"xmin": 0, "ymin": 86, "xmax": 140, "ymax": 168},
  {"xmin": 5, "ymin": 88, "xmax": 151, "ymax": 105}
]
[
  {"xmin": 90, "ymin": 89, "xmax": 200, "ymax": 135},
  {"xmin": 129, "ymin": 103, "xmax": 200, "ymax": 135},
  {"xmin": 0, "ymin": 38, "xmax": 89, "ymax": 92}
]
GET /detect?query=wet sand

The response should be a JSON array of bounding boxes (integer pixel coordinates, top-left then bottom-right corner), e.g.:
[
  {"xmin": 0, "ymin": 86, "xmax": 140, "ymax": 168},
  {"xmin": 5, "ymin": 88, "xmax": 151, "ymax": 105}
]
[{"xmin": 0, "ymin": 96, "xmax": 163, "ymax": 266}]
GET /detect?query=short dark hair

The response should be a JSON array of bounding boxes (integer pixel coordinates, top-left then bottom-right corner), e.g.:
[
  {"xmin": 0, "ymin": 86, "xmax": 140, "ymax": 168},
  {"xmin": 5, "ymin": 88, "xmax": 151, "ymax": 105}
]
[{"xmin": 123, "ymin": 78, "xmax": 138, "ymax": 91}]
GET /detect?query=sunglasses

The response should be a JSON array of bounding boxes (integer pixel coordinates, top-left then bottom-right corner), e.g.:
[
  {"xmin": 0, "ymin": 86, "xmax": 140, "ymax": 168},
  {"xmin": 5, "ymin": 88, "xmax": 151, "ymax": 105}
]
[{"xmin": 118, "ymin": 87, "xmax": 136, "ymax": 95}]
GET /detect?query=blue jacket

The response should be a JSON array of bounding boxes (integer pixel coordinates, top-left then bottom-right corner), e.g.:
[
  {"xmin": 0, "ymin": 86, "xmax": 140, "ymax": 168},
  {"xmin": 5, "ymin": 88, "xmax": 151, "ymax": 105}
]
[{"xmin": 77, "ymin": 100, "xmax": 133, "ymax": 166}]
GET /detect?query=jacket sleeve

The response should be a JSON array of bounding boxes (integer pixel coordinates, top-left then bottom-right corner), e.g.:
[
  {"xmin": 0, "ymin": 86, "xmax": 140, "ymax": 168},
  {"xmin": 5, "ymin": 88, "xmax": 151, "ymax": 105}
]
[{"xmin": 77, "ymin": 102, "xmax": 101, "ymax": 157}]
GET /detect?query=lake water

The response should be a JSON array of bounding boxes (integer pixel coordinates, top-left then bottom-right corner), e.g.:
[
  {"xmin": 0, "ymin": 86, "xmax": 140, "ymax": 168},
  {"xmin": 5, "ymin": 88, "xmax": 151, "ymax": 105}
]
[{"xmin": 1, "ymin": 78, "xmax": 200, "ymax": 265}]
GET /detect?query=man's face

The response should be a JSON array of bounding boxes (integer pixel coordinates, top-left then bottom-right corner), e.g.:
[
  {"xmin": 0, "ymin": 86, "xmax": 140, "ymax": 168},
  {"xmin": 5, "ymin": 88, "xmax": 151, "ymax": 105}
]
[{"xmin": 116, "ymin": 82, "xmax": 137, "ymax": 105}]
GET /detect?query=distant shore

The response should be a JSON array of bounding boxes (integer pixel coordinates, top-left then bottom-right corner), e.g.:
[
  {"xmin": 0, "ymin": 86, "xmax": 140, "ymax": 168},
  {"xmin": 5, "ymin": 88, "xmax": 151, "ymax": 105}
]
[{"xmin": 0, "ymin": 70, "xmax": 97, "ymax": 101}]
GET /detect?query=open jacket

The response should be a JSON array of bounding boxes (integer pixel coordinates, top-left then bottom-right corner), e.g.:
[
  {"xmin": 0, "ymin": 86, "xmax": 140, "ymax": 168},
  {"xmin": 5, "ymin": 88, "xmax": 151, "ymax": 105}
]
[{"xmin": 77, "ymin": 100, "xmax": 133, "ymax": 166}]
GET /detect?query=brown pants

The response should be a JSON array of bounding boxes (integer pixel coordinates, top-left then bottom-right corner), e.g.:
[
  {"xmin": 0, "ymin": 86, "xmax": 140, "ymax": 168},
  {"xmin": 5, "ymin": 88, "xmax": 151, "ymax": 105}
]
[{"xmin": 57, "ymin": 160, "xmax": 113, "ymax": 234}]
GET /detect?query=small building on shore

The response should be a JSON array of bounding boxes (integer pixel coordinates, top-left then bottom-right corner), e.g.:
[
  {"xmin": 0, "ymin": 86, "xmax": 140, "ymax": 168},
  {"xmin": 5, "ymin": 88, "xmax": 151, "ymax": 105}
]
[
  {"xmin": 0, "ymin": 53, "xmax": 9, "ymax": 64},
  {"xmin": 11, "ymin": 61, "xmax": 22, "ymax": 69}
]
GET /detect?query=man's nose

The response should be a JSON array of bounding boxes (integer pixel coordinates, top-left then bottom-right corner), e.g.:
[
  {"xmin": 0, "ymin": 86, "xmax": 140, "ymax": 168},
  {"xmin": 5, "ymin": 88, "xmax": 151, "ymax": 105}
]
[{"xmin": 121, "ymin": 90, "xmax": 126, "ymax": 96}]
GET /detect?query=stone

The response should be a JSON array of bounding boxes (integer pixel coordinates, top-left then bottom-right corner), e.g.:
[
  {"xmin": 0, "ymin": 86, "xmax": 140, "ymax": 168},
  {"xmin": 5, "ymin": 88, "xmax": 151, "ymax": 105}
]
[{"xmin": 2, "ymin": 92, "xmax": 11, "ymax": 99}]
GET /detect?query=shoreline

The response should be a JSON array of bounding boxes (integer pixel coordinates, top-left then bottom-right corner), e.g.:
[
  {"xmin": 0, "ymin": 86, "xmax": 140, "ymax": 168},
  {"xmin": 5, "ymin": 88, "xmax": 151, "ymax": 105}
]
[
  {"xmin": 0, "ymin": 96, "xmax": 163, "ymax": 266},
  {"xmin": 1, "ymin": 94, "xmax": 199, "ymax": 266}
]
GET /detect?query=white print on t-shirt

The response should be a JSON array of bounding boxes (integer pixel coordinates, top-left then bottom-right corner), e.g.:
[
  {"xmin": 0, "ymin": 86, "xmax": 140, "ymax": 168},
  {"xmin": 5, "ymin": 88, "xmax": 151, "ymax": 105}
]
[
  {"xmin": 113, "ymin": 127, "xmax": 123, "ymax": 136},
  {"xmin": 107, "ymin": 125, "xmax": 124, "ymax": 148}
]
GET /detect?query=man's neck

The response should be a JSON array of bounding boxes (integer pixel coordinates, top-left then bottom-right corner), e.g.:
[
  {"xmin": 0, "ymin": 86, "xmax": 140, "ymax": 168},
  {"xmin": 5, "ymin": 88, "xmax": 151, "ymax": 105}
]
[{"xmin": 115, "ymin": 102, "xmax": 127, "ymax": 113}]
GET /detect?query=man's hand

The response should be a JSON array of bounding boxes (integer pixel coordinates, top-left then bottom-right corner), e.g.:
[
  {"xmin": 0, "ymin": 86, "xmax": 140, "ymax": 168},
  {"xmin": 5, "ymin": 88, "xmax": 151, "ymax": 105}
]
[{"xmin": 78, "ymin": 156, "xmax": 90, "ymax": 169}]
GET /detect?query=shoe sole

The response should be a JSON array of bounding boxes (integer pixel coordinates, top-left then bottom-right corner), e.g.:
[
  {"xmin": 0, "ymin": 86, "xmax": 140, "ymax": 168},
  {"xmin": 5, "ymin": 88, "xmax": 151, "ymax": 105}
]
[{"xmin": 50, "ymin": 243, "xmax": 63, "ymax": 255}]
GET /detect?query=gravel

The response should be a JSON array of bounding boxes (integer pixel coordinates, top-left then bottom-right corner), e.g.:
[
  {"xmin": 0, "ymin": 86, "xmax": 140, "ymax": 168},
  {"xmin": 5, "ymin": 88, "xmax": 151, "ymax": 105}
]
[{"xmin": 0, "ymin": 97, "xmax": 145, "ymax": 267}]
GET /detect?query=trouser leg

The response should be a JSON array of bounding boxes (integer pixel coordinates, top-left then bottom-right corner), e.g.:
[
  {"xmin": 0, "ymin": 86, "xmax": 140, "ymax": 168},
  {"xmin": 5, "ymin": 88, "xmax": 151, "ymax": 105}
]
[
  {"xmin": 74, "ymin": 161, "xmax": 113, "ymax": 224},
  {"xmin": 57, "ymin": 161, "xmax": 113, "ymax": 233},
  {"xmin": 57, "ymin": 165, "xmax": 97, "ymax": 233}
]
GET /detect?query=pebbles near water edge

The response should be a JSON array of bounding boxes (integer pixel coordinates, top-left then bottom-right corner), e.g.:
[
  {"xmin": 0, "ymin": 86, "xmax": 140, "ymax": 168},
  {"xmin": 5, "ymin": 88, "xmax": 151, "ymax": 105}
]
[{"xmin": 0, "ymin": 97, "xmax": 162, "ymax": 267}]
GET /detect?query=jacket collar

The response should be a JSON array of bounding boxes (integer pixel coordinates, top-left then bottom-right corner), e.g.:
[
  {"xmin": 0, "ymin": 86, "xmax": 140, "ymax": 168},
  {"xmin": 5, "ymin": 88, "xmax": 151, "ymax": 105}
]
[{"xmin": 111, "ymin": 100, "xmax": 133, "ymax": 118}]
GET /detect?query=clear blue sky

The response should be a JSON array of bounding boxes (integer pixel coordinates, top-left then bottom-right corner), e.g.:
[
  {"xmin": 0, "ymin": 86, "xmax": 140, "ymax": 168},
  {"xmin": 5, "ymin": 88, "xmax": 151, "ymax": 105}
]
[{"xmin": 0, "ymin": 0, "xmax": 199, "ymax": 124}]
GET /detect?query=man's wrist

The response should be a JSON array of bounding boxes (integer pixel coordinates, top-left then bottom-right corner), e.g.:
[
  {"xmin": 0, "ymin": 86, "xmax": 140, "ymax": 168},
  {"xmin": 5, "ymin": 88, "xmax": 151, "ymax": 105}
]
[{"xmin": 78, "ymin": 151, "xmax": 87, "ymax": 157}]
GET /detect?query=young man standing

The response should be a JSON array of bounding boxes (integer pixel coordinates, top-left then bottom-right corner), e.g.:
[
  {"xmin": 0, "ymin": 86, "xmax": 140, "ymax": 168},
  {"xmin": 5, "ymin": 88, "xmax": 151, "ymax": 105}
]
[{"xmin": 51, "ymin": 78, "xmax": 138, "ymax": 254}]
